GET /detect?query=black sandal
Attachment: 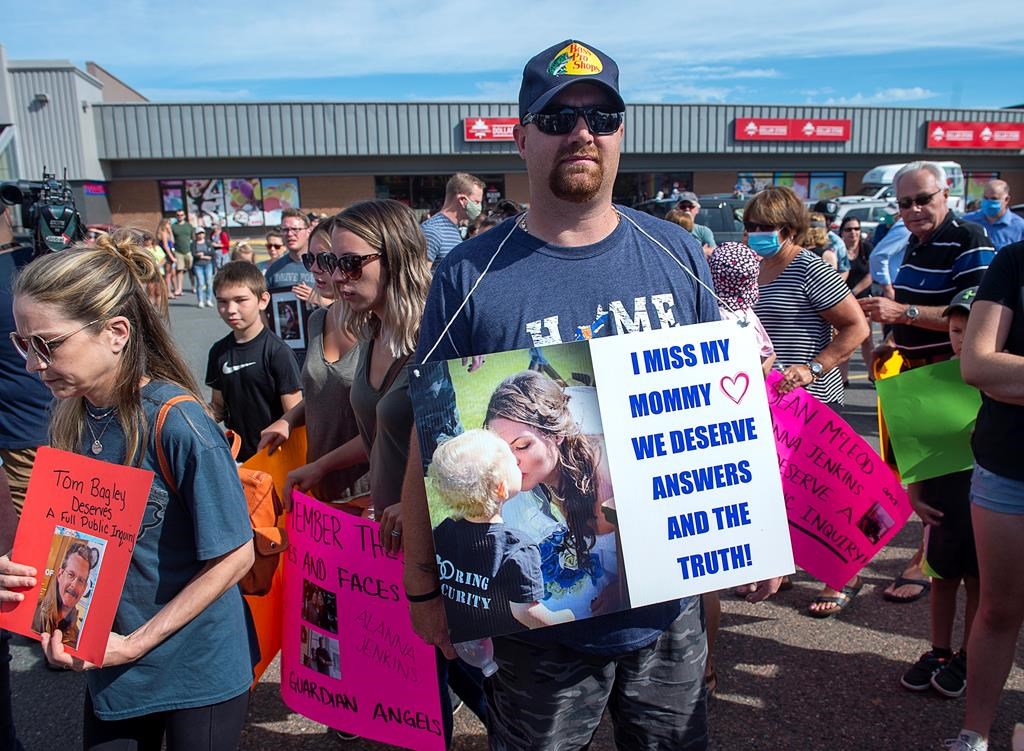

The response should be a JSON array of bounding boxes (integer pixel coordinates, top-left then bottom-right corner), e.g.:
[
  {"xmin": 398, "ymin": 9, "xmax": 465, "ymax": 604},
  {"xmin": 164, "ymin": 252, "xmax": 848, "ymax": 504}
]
[{"xmin": 807, "ymin": 578, "xmax": 863, "ymax": 619}]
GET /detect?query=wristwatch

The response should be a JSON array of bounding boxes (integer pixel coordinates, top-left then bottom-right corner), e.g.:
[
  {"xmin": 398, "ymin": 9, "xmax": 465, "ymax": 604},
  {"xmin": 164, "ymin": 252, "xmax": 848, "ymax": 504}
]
[
  {"xmin": 905, "ymin": 305, "xmax": 920, "ymax": 325},
  {"xmin": 808, "ymin": 361, "xmax": 824, "ymax": 380}
]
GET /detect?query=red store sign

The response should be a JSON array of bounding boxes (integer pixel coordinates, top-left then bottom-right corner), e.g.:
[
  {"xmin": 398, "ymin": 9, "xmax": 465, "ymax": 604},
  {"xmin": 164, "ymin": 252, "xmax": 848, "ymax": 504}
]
[
  {"xmin": 735, "ymin": 118, "xmax": 851, "ymax": 142},
  {"xmin": 463, "ymin": 117, "xmax": 518, "ymax": 142},
  {"xmin": 927, "ymin": 121, "xmax": 1024, "ymax": 150}
]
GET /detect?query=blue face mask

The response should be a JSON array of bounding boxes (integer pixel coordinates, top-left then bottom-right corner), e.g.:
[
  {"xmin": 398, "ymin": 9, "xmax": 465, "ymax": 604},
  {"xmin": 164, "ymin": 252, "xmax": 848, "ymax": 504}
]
[
  {"xmin": 980, "ymin": 198, "xmax": 1003, "ymax": 218},
  {"xmin": 747, "ymin": 231, "xmax": 783, "ymax": 258}
]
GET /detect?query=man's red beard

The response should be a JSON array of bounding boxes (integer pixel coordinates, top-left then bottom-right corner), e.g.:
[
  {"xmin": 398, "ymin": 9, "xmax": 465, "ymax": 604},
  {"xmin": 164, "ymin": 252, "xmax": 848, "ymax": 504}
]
[{"xmin": 549, "ymin": 148, "xmax": 604, "ymax": 203}]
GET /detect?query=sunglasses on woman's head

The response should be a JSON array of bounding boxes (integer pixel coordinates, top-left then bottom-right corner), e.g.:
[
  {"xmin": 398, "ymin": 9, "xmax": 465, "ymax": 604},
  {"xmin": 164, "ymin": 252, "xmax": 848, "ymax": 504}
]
[
  {"xmin": 9, "ymin": 319, "xmax": 101, "ymax": 365},
  {"xmin": 302, "ymin": 251, "xmax": 382, "ymax": 279},
  {"xmin": 521, "ymin": 106, "xmax": 624, "ymax": 136}
]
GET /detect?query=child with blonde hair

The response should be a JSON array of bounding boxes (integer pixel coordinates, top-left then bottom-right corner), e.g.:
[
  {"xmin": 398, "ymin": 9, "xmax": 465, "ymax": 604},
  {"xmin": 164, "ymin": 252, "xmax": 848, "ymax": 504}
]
[{"xmin": 430, "ymin": 429, "xmax": 574, "ymax": 641}]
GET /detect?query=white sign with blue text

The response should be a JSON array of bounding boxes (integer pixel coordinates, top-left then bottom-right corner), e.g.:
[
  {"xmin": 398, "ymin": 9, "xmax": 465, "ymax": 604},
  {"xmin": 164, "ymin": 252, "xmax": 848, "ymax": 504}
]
[{"xmin": 590, "ymin": 320, "xmax": 794, "ymax": 607}]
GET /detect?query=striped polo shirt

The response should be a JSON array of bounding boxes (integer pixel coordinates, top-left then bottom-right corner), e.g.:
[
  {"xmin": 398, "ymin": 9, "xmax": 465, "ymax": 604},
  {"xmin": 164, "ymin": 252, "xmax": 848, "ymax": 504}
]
[
  {"xmin": 754, "ymin": 250, "xmax": 851, "ymax": 404},
  {"xmin": 893, "ymin": 213, "xmax": 994, "ymax": 359}
]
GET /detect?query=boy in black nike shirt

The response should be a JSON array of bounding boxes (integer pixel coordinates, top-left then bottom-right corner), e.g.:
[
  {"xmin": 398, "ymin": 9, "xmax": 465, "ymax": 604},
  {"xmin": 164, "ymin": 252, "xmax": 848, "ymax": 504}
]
[{"xmin": 206, "ymin": 261, "xmax": 302, "ymax": 461}]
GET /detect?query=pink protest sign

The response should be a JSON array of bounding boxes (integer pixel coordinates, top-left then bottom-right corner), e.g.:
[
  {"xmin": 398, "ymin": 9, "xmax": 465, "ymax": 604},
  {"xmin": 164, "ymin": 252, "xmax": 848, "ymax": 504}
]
[
  {"xmin": 281, "ymin": 492, "xmax": 443, "ymax": 751},
  {"xmin": 766, "ymin": 373, "xmax": 911, "ymax": 590}
]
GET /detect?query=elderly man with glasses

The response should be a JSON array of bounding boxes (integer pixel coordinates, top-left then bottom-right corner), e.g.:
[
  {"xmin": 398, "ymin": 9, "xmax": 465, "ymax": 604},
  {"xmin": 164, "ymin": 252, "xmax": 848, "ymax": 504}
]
[{"xmin": 860, "ymin": 161, "xmax": 994, "ymax": 369}]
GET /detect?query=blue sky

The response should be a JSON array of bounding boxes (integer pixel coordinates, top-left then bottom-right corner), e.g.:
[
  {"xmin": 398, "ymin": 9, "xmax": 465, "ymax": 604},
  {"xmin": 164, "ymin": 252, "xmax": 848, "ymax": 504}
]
[{"xmin": 5, "ymin": 1, "xmax": 1023, "ymax": 109}]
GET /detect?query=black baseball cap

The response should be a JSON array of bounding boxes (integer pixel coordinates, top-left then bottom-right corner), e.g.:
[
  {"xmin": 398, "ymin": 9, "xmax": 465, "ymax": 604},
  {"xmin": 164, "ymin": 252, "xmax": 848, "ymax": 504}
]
[
  {"xmin": 942, "ymin": 286, "xmax": 979, "ymax": 317},
  {"xmin": 518, "ymin": 40, "xmax": 625, "ymax": 120}
]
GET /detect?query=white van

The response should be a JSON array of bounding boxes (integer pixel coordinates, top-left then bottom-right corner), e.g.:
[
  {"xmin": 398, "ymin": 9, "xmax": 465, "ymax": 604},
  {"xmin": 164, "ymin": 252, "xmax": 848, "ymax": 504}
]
[{"xmin": 854, "ymin": 161, "xmax": 965, "ymax": 212}]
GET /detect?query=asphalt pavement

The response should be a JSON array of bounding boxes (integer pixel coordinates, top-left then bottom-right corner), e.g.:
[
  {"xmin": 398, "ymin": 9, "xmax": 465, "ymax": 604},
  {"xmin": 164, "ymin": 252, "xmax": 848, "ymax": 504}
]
[{"xmin": 10, "ymin": 297, "xmax": 1024, "ymax": 751}]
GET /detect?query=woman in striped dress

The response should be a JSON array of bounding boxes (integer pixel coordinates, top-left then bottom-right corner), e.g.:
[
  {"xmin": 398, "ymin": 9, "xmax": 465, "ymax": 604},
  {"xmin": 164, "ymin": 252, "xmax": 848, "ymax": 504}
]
[{"xmin": 748, "ymin": 186, "xmax": 869, "ymax": 616}]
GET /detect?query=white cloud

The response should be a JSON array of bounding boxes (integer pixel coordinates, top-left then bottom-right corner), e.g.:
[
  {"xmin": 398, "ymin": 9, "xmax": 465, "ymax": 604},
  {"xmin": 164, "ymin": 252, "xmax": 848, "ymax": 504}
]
[
  {"xmin": 3, "ymin": 0, "xmax": 1023, "ymax": 106},
  {"xmin": 823, "ymin": 87, "xmax": 939, "ymax": 105},
  {"xmin": 138, "ymin": 87, "xmax": 253, "ymax": 102},
  {"xmin": 6, "ymin": 1, "xmax": 1024, "ymax": 80},
  {"xmin": 630, "ymin": 83, "xmax": 735, "ymax": 104}
]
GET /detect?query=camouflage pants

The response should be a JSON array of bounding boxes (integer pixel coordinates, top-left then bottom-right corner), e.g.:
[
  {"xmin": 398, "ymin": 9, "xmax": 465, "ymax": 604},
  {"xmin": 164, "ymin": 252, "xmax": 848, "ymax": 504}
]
[{"xmin": 486, "ymin": 598, "xmax": 708, "ymax": 750}]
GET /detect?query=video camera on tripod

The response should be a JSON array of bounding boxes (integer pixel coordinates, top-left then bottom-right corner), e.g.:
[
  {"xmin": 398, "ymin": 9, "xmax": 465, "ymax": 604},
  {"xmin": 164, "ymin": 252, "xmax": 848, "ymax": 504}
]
[{"xmin": 1, "ymin": 168, "xmax": 84, "ymax": 256}]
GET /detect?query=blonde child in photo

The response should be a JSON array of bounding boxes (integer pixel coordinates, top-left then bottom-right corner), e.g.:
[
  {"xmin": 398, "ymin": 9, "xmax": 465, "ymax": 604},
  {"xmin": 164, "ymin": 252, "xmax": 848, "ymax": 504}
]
[{"xmin": 430, "ymin": 429, "xmax": 574, "ymax": 639}]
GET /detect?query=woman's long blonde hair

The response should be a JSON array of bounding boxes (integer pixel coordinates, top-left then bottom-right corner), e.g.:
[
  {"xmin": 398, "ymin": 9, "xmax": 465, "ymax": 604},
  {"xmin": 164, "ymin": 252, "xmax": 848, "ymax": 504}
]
[
  {"xmin": 333, "ymin": 200, "xmax": 432, "ymax": 357},
  {"xmin": 13, "ymin": 228, "xmax": 204, "ymax": 465}
]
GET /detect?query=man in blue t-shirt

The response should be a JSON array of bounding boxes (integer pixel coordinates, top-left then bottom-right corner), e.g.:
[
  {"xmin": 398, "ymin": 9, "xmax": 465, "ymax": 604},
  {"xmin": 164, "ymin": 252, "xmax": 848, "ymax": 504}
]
[{"xmin": 402, "ymin": 40, "xmax": 770, "ymax": 751}]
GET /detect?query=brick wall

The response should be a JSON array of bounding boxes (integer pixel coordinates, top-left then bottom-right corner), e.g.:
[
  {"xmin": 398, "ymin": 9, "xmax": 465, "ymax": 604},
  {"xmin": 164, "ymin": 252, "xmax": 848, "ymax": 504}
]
[
  {"xmin": 299, "ymin": 175, "xmax": 376, "ymax": 215},
  {"xmin": 691, "ymin": 171, "xmax": 738, "ymax": 195},
  {"xmin": 108, "ymin": 180, "xmax": 161, "ymax": 232}
]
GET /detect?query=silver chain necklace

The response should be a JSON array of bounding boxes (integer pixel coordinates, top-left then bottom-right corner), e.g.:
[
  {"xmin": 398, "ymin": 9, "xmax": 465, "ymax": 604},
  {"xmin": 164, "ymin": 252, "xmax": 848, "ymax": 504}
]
[{"xmin": 85, "ymin": 406, "xmax": 117, "ymax": 455}]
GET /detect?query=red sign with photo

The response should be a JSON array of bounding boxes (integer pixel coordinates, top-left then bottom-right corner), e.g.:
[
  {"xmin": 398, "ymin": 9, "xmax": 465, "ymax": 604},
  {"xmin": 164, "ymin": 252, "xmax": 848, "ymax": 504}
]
[
  {"xmin": 926, "ymin": 121, "xmax": 1024, "ymax": 150},
  {"xmin": 735, "ymin": 118, "xmax": 851, "ymax": 142},
  {"xmin": 463, "ymin": 117, "xmax": 518, "ymax": 142},
  {"xmin": 0, "ymin": 447, "xmax": 152, "ymax": 665}
]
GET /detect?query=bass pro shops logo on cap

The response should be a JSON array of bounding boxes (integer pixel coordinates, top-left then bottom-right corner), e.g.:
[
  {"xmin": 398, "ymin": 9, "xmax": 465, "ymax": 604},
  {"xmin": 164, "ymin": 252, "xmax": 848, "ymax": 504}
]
[
  {"xmin": 519, "ymin": 39, "xmax": 624, "ymax": 119},
  {"xmin": 547, "ymin": 42, "xmax": 604, "ymax": 77}
]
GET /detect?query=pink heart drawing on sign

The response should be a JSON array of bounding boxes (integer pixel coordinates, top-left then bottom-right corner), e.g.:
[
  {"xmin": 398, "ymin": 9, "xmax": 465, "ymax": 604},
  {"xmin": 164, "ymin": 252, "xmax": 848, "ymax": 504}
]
[{"xmin": 720, "ymin": 373, "xmax": 750, "ymax": 405}]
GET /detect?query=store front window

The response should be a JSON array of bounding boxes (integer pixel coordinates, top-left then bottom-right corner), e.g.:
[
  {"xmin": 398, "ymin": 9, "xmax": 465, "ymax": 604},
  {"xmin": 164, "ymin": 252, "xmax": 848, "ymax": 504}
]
[
  {"xmin": 613, "ymin": 172, "xmax": 694, "ymax": 206},
  {"xmin": 374, "ymin": 174, "xmax": 506, "ymax": 215},
  {"xmin": 737, "ymin": 171, "xmax": 845, "ymax": 201}
]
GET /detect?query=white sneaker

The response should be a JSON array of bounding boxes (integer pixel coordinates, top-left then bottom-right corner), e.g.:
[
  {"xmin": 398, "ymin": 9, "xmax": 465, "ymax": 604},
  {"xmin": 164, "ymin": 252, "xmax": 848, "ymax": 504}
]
[{"xmin": 944, "ymin": 731, "xmax": 988, "ymax": 750}]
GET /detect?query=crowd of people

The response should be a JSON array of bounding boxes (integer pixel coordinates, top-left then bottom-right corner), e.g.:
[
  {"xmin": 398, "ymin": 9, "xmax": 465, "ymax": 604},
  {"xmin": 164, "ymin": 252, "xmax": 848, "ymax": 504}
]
[{"xmin": 2, "ymin": 37, "xmax": 1024, "ymax": 751}]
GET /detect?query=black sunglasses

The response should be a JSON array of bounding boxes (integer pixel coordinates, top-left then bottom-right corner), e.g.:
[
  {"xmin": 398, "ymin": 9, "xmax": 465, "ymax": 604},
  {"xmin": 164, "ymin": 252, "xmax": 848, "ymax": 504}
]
[
  {"xmin": 897, "ymin": 189, "xmax": 943, "ymax": 210},
  {"xmin": 743, "ymin": 222, "xmax": 777, "ymax": 233},
  {"xmin": 266, "ymin": 242, "xmax": 284, "ymax": 250},
  {"xmin": 302, "ymin": 251, "xmax": 382, "ymax": 280},
  {"xmin": 522, "ymin": 106, "xmax": 624, "ymax": 136}
]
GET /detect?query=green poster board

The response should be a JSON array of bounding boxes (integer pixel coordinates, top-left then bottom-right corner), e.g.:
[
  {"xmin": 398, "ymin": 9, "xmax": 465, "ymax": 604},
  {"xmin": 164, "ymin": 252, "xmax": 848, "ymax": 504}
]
[{"xmin": 875, "ymin": 359, "xmax": 981, "ymax": 483}]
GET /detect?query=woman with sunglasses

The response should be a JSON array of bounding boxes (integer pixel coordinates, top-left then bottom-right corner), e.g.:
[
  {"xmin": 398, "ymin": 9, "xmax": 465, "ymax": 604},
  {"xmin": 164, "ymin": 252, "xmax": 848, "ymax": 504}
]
[
  {"xmin": 2, "ymin": 229, "xmax": 256, "ymax": 750},
  {"xmin": 280, "ymin": 201, "xmax": 430, "ymax": 533},
  {"xmin": 276, "ymin": 201, "xmax": 483, "ymax": 741},
  {"xmin": 259, "ymin": 216, "xmax": 370, "ymax": 512},
  {"xmin": 747, "ymin": 186, "xmax": 869, "ymax": 618}
]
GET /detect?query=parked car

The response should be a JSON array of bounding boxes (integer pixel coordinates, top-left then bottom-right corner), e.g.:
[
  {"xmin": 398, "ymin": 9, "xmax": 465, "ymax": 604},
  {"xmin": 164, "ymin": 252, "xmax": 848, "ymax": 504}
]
[
  {"xmin": 820, "ymin": 197, "xmax": 894, "ymax": 234},
  {"xmin": 632, "ymin": 194, "xmax": 747, "ymax": 245},
  {"xmin": 853, "ymin": 161, "xmax": 965, "ymax": 212}
]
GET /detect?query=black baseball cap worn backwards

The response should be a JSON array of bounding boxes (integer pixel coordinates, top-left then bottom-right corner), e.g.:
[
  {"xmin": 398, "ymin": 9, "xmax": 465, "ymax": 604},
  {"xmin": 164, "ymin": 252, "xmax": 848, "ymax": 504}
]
[{"xmin": 518, "ymin": 40, "xmax": 625, "ymax": 121}]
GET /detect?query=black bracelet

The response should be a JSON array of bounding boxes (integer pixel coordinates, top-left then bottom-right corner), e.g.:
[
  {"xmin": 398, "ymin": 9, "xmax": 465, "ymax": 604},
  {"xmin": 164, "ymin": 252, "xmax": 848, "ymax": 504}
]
[{"xmin": 405, "ymin": 586, "xmax": 442, "ymax": 603}]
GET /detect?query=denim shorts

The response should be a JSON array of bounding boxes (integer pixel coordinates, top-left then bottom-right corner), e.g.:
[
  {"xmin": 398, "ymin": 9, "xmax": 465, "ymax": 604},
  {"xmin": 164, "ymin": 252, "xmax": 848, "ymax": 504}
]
[{"xmin": 970, "ymin": 464, "xmax": 1024, "ymax": 515}]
